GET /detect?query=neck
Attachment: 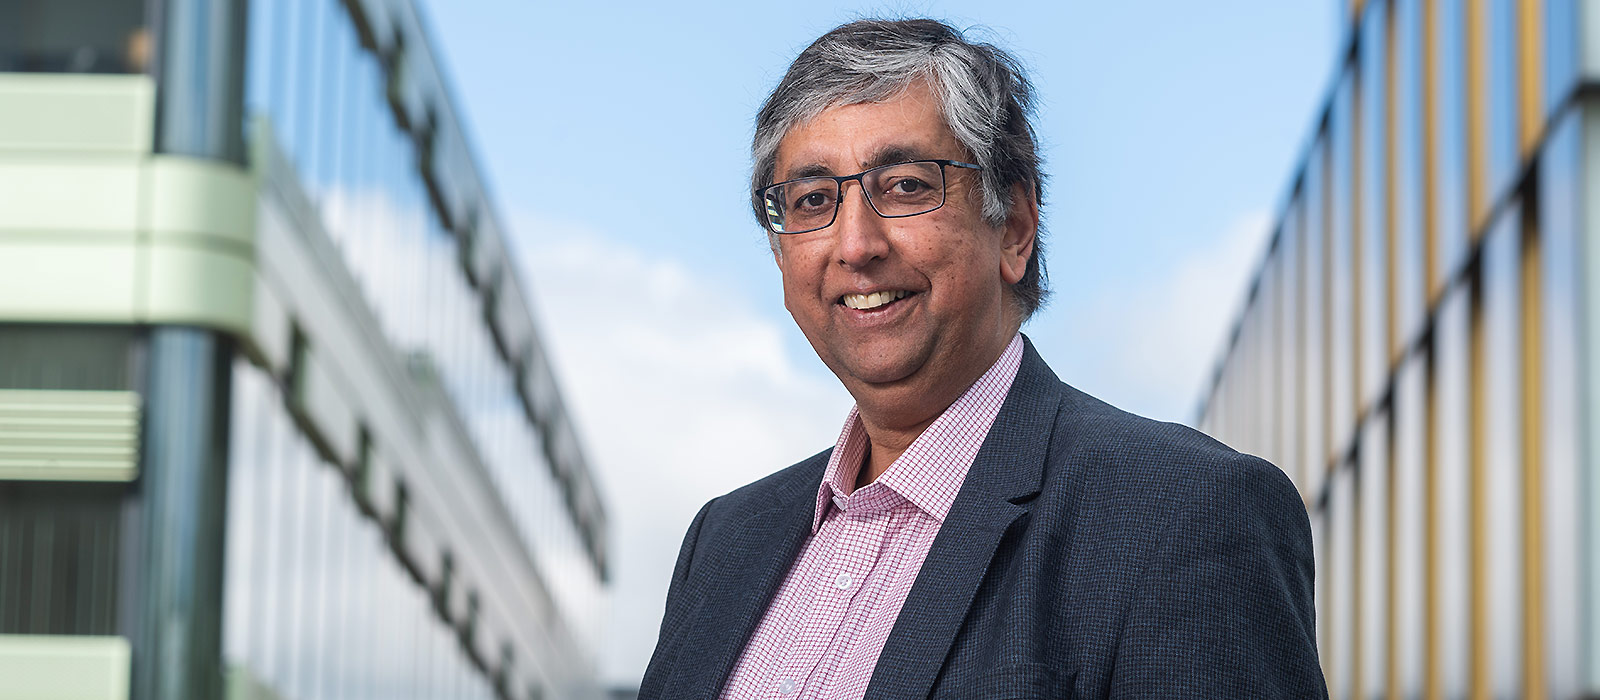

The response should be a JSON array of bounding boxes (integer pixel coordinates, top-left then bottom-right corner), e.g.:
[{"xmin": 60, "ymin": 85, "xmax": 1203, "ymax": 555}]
[{"xmin": 850, "ymin": 330, "xmax": 1018, "ymax": 488}]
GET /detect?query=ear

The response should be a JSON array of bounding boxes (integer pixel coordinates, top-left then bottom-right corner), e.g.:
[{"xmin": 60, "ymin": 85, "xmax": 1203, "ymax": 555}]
[
  {"xmin": 998, "ymin": 182, "xmax": 1039, "ymax": 285},
  {"xmin": 769, "ymin": 232, "xmax": 785, "ymax": 268}
]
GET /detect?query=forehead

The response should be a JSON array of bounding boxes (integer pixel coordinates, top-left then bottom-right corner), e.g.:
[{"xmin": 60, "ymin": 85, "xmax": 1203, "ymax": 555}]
[{"xmin": 773, "ymin": 82, "xmax": 961, "ymax": 179}]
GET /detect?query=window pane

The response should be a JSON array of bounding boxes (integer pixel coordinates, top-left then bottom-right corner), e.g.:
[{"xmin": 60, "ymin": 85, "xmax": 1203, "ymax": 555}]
[
  {"xmin": 1358, "ymin": 410, "xmax": 1389, "ymax": 698},
  {"xmin": 1303, "ymin": 141, "xmax": 1329, "ymax": 500},
  {"xmin": 0, "ymin": 0, "xmax": 149, "ymax": 74},
  {"xmin": 1329, "ymin": 72, "xmax": 1356, "ymax": 461},
  {"xmin": 1433, "ymin": 285, "xmax": 1471, "ymax": 696},
  {"xmin": 1433, "ymin": 1, "xmax": 1470, "ymax": 289},
  {"xmin": 1483, "ymin": 207, "xmax": 1523, "ymax": 696},
  {"xmin": 1328, "ymin": 464, "xmax": 1357, "ymax": 698},
  {"xmin": 1486, "ymin": 0, "xmax": 1520, "ymax": 201},
  {"xmin": 1538, "ymin": 107, "xmax": 1583, "ymax": 695},
  {"xmin": 1280, "ymin": 197, "xmax": 1304, "ymax": 493},
  {"xmin": 1394, "ymin": 0, "xmax": 1428, "ymax": 354},
  {"xmin": 1358, "ymin": 4, "xmax": 1390, "ymax": 412},
  {"xmin": 1393, "ymin": 351, "xmax": 1426, "ymax": 695}
]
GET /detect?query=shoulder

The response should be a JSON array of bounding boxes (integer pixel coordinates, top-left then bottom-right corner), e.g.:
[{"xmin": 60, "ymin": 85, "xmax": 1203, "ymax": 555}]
[
  {"xmin": 694, "ymin": 447, "xmax": 831, "ymax": 528},
  {"xmin": 1048, "ymin": 384, "xmax": 1298, "ymax": 507},
  {"xmin": 1028, "ymin": 383, "xmax": 1308, "ymax": 565}
]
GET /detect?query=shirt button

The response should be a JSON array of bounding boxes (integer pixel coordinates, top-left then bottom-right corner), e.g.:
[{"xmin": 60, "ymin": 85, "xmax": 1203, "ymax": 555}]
[
  {"xmin": 777, "ymin": 678, "xmax": 797, "ymax": 695},
  {"xmin": 834, "ymin": 573, "xmax": 853, "ymax": 590}
]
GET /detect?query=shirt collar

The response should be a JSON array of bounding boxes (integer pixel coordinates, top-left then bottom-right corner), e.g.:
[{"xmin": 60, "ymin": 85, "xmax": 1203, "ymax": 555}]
[{"xmin": 812, "ymin": 333, "xmax": 1026, "ymax": 532}]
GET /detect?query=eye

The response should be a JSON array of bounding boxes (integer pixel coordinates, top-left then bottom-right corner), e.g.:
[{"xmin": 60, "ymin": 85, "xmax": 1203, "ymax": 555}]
[
  {"xmin": 890, "ymin": 178, "xmax": 930, "ymax": 194},
  {"xmin": 790, "ymin": 188, "xmax": 835, "ymax": 211}
]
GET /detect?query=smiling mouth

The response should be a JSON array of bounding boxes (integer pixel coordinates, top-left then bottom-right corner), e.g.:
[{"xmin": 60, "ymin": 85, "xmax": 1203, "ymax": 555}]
[{"xmin": 840, "ymin": 290, "xmax": 915, "ymax": 310}]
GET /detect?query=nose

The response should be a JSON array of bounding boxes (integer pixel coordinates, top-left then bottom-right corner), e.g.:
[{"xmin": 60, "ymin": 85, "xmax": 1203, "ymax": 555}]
[{"xmin": 833, "ymin": 181, "xmax": 890, "ymax": 269}]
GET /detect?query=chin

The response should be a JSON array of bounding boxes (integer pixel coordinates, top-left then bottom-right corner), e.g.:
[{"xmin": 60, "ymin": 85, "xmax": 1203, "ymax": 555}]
[{"xmin": 831, "ymin": 347, "xmax": 930, "ymax": 388}]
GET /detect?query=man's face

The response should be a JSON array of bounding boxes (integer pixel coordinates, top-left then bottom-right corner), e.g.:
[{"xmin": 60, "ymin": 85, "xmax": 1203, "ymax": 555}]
[{"xmin": 771, "ymin": 81, "xmax": 1035, "ymax": 413}]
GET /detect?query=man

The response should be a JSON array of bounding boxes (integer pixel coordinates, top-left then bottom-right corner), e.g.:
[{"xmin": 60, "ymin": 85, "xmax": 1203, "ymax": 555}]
[{"xmin": 642, "ymin": 18, "xmax": 1325, "ymax": 699}]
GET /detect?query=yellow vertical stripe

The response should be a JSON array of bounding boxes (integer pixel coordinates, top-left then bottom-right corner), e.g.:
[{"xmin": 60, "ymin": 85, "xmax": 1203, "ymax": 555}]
[
  {"xmin": 1520, "ymin": 201, "xmax": 1546, "ymax": 700},
  {"xmin": 1518, "ymin": 0, "xmax": 1545, "ymax": 156},
  {"xmin": 1422, "ymin": 0, "xmax": 1443, "ymax": 308},
  {"xmin": 1464, "ymin": 0, "xmax": 1490, "ymax": 237}
]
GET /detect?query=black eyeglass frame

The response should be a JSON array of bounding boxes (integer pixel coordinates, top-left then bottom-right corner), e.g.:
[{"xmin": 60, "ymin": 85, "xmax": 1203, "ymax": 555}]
[{"xmin": 756, "ymin": 159, "xmax": 983, "ymax": 235}]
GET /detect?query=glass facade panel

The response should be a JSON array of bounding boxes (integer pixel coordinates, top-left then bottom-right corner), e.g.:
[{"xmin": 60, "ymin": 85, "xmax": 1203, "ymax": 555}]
[
  {"xmin": 1394, "ymin": 0, "xmax": 1428, "ymax": 354},
  {"xmin": 1265, "ymin": 253, "xmax": 1283, "ymax": 468},
  {"xmin": 222, "ymin": 359, "xmax": 517, "ymax": 699},
  {"xmin": 1357, "ymin": 412, "xmax": 1388, "ymax": 699},
  {"xmin": 1303, "ymin": 142, "xmax": 1329, "ymax": 499},
  {"xmin": 0, "ymin": 0, "xmax": 150, "ymax": 74},
  {"xmin": 241, "ymin": 0, "xmax": 605, "ymax": 644},
  {"xmin": 1433, "ymin": 0, "xmax": 1470, "ymax": 289},
  {"xmin": 1545, "ymin": 0, "xmax": 1579, "ymax": 115},
  {"xmin": 1199, "ymin": 2, "xmax": 1592, "ymax": 695},
  {"xmin": 1538, "ymin": 107, "xmax": 1583, "ymax": 696},
  {"xmin": 1279, "ymin": 204, "xmax": 1304, "ymax": 492},
  {"xmin": 1328, "ymin": 465, "xmax": 1356, "ymax": 698},
  {"xmin": 1433, "ymin": 284, "xmax": 1471, "ymax": 697},
  {"xmin": 1359, "ymin": 4, "xmax": 1391, "ymax": 412},
  {"xmin": 1392, "ymin": 352, "xmax": 1426, "ymax": 696},
  {"xmin": 1483, "ymin": 208, "xmax": 1523, "ymax": 696},
  {"xmin": 0, "ymin": 326, "xmax": 138, "ymax": 391},
  {"xmin": 1486, "ymin": 0, "xmax": 1521, "ymax": 199},
  {"xmin": 1330, "ymin": 73, "xmax": 1357, "ymax": 463}
]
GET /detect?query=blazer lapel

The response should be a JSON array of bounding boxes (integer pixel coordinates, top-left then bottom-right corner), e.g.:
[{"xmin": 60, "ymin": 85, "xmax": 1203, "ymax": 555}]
[
  {"xmin": 864, "ymin": 337, "xmax": 1065, "ymax": 700},
  {"xmin": 667, "ymin": 455, "xmax": 824, "ymax": 700}
]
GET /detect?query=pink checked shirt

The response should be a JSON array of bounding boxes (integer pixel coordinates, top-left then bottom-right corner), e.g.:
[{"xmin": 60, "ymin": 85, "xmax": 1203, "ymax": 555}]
[{"xmin": 720, "ymin": 334, "xmax": 1025, "ymax": 700}]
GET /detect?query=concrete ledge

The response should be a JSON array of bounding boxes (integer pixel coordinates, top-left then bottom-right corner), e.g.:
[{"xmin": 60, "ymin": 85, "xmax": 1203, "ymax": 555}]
[
  {"xmin": 0, "ymin": 635, "xmax": 131, "ymax": 700},
  {"xmin": 0, "ymin": 74, "xmax": 153, "ymax": 154}
]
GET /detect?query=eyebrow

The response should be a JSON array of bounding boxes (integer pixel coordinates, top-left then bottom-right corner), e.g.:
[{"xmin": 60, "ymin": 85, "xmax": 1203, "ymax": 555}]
[{"xmin": 783, "ymin": 145, "xmax": 932, "ymax": 180}]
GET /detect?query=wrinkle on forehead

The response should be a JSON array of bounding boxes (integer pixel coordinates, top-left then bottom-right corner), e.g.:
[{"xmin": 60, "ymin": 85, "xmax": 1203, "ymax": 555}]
[
  {"xmin": 785, "ymin": 146, "xmax": 938, "ymax": 181},
  {"xmin": 774, "ymin": 81, "xmax": 956, "ymax": 182}
]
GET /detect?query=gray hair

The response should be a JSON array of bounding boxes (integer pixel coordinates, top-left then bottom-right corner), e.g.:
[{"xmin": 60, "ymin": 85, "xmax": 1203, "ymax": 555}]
[{"xmin": 751, "ymin": 18, "xmax": 1048, "ymax": 318}]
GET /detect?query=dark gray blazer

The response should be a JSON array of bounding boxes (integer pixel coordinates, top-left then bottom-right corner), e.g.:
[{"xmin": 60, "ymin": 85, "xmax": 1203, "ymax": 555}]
[{"xmin": 641, "ymin": 337, "xmax": 1327, "ymax": 699}]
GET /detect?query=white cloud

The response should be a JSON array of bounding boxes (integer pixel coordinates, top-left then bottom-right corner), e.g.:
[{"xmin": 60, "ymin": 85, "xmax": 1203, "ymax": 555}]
[
  {"xmin": 1070, "ymin": 210, "xmax": 1273, "ymax": 423},
  {"xmin": 507, "ymin": 212, "xmax": 852, "ymax": 687}
]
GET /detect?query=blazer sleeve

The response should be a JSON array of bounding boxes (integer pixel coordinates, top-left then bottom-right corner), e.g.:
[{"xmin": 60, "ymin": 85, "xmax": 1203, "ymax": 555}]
[
  {"xmin": 1109, "ymin": 454, "xmax": 1328, "ymax": 699},
  {"xmin": 638, "ymin": 497, "xmax": 716, "ymax": 699}
]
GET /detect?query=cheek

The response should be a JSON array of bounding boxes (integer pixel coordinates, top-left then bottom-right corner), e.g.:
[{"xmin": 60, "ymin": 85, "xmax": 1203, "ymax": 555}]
[{"xmin": 776, "ymin": 246, "xmax": 827, "ymax": 307}]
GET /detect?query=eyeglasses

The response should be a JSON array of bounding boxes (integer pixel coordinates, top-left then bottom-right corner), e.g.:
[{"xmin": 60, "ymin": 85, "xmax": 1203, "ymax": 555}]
[{"xmin": 757, "ymin": 159, "xmax": 982, "ymax": 235}]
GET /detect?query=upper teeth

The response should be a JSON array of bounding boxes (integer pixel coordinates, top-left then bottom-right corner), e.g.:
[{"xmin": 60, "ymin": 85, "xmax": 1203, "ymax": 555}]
[{"xmin": 842, "ymin": 290, "xmax": 910, "ymax": 310}]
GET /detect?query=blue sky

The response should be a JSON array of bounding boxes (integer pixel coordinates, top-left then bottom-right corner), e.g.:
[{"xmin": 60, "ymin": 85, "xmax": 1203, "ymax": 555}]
[{"xmin": 418, "ymin": 0, "xmax": 1337, "ymax": 685}]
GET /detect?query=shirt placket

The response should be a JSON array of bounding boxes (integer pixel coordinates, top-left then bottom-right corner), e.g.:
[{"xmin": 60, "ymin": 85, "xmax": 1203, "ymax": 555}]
[
  {"xmin": 803, "ymin": 490, "xmax": 897, "ymax": 700},
  {"xmin": 819, "ymin": 502, "xmax": 920, "ymax": 699},
  {"xmin": 763, "ymin": 508, "xmax": 852, "ymax": 700}
]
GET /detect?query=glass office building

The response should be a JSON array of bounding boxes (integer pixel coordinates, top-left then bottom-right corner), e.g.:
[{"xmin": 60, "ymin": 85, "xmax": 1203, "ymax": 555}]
[
  {"xmin": 1196, "ymin": 0, "xmax": 1595, "ymax": 697},
  {"xmin": 0, "ymin": 1, "xmax": 609, "ymax": 699}
]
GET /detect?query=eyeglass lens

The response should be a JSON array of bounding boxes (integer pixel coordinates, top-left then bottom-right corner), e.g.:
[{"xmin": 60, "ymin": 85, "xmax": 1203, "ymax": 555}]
[{"xmin": 763, "ymin": 161, "xmax": 947, "ymax": 234}]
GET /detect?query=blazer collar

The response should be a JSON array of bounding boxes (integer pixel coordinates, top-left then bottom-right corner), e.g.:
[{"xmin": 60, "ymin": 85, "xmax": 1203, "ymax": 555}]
[
  {"xmin": 864, "ymin": 334, "xmax": 1065, "ymax": 699},
  {"xmin": 666, "ymin": 452, "xmax": 826, "ymax": 700},
  {"xmin": 668, "ymin": 335, "xmax": 1064, "ymax": 700}
]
